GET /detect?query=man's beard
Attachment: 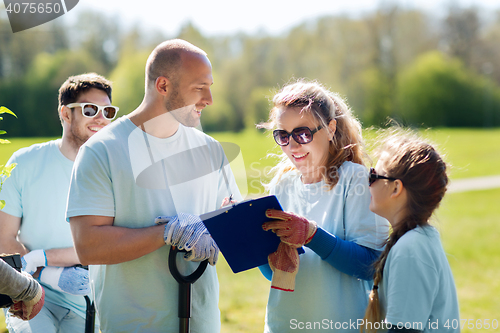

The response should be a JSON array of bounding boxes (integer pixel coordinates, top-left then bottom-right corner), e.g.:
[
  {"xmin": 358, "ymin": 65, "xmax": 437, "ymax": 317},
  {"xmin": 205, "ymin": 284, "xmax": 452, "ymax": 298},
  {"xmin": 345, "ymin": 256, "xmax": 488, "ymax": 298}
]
[
  {"xmin": 165, "ymin": 86, "xmax": 199, "ymax": 128},
  {"xmin": 68, "ymin": 118, "xmax": 91, "ymax": 149}
]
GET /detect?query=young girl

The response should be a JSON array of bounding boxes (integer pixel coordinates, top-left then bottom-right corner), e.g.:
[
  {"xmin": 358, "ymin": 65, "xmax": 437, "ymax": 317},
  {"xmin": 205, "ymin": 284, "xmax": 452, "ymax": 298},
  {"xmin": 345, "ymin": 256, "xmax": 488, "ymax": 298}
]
[
  {"xmin": 258, "ymin": 80, "xmax": 389, "ymax": 332},
  {"xmin": 362, "ymin": 133, "xmax": 460, "ymax": 333}
]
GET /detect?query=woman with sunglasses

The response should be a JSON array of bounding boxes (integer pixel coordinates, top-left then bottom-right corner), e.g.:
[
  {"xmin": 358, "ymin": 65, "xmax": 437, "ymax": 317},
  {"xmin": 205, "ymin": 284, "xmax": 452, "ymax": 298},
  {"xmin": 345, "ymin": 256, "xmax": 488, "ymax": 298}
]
[
  {"xmin": 257, "ymin": 79, "xmax": 389, "ymax": 332},
  {"xmin": 361, "ymin": 132, "xmax": 459, "ymax": 333}
]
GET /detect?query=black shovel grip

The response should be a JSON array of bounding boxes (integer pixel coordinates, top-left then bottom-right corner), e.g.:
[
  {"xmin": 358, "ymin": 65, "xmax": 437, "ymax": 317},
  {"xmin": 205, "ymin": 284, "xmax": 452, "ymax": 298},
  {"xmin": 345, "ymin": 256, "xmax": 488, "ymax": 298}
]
[{"xmin": 168, "ymin": 247, "xmax": 208, "ymax": 284}]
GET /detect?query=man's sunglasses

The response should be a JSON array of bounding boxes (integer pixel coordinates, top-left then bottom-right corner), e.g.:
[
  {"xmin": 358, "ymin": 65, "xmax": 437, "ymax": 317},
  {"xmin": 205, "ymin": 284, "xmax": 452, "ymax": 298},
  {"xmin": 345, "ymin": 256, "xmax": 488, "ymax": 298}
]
[
  {"xmin": 369, "ymin": 167, "xmax": 398, "ymax": 186},
  {"xmin": 66, "ymin": 103, "xmax": 119, "ymax": 120},
  {"xmin": 273, "ymin": 125, "xmax": 323, "ymax": 146}
]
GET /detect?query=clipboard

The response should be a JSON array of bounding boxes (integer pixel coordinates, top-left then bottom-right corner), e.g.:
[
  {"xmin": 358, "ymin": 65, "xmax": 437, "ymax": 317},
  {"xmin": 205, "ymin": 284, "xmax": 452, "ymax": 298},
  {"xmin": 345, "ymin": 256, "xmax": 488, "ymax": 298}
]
[{"xmin": 201, "ymin": 195, "xmax": 304, "ymax": 273}]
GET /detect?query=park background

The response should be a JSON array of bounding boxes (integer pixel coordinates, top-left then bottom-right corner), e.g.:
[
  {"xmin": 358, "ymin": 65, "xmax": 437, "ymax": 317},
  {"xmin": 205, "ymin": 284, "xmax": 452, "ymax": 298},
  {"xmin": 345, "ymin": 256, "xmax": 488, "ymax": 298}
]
[{"xmin": 1, "ymin": 0, "xmax": 500, "ymax": 332}]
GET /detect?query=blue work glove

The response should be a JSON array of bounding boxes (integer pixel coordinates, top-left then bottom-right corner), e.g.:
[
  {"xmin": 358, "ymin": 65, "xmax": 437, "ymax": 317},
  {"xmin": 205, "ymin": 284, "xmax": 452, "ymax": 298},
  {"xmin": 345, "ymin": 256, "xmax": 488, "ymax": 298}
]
[
  {"xmin": 38, "ymin": 266, "xmax": 90, "ymax": 296},
  {"xmin": 21, "ymin": 250, "xmax": 47, "ymax": 276}
]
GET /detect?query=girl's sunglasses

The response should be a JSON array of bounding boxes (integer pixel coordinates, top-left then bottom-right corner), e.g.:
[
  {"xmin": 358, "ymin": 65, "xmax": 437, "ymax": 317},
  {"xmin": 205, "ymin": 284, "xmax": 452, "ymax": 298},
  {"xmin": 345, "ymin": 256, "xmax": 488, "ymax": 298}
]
[
  {"xmin": 369, "ymin": 167, "xmax": 398, "ymax": 186},
  {"xmin": 273, "ymin": 125, "xmax": 323, "ymax": 146},
  {"xmin": 66, "ymin": 103, "xmax": 119, "ymax": 120}
]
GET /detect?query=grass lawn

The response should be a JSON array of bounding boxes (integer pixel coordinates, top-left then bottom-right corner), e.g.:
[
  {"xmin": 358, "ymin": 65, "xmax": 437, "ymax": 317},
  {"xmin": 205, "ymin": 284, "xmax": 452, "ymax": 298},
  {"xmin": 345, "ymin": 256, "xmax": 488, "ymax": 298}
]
[
  {"xmin": 211, "ymin": 127, "xmax": 500, "ymax": 196},
  {"xmin": 437, "ymin": 188, "xmax": 500, "ymax": 326},
  {"xmin": 1, "ymin": 127, "xmax": 499, "ymax": 332}
]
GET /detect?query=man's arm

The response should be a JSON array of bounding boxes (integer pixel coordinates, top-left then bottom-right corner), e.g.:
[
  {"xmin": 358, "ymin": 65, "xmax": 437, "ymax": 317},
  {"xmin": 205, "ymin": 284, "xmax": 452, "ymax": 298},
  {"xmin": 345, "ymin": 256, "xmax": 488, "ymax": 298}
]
[
  {"xmin": 70, "ymin": 215, "xmax": 166, "ymax": 265},
  {"xmin": 44, "ymin": 247, "xmax": 80, "ymax": 267},
  {"xmin": 0, "ymin": 211, "xmax": 28, "ymax": 256},
  {"xmin": 0, "ymin": 211, "xmax": 81, "ymax": 268}
]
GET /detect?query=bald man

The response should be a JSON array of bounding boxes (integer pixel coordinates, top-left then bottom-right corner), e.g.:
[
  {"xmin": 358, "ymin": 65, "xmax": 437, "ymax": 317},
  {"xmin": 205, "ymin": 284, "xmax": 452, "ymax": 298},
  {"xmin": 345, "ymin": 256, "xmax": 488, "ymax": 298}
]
[{"xmin": 66, "ymin": 40, "xmax": 241, "ymax": 332}]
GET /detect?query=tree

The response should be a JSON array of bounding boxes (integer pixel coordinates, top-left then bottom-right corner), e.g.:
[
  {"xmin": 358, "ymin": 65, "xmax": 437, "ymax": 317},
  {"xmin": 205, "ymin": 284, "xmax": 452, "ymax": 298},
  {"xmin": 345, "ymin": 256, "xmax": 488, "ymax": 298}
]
[
  {"xmin": 0, "ymin": 17, "xmax": 68, "ymax": 80},
  {"xmin": 201, "ymin": 70, "xmax": 241, "ymax": 132},
  {"xmin": 396, "ymin": 51, "xmax": 500, "ymax": 127},
  {"xmin": 109, "ymin": 51, "xmax": 150, "ymax": 115},
  {"xmin": 443, "ymin": 6, "xmax": 480, "ymax": 68},
  {"xmin": 0, "ymin": 50, "xmax": 105, "ymax": 137},
  {"xmin": 244, "ymin": 86, "xmax": 275, "ymax": 129},
  {"xmin": 67, "ymin": 10, "xmax": 123, "ymax": 74}
]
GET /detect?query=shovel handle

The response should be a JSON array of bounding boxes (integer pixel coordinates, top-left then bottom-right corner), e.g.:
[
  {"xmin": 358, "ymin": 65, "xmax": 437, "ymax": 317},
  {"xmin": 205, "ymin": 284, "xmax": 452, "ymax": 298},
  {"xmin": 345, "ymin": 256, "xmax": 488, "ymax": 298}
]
[
  {"xmin": 168, "ymin": 246, "xmax": 208, "ymax": 285},
  {"xmin": 169, "ymin": 247, "xmax": 209, "ymax": 333}
]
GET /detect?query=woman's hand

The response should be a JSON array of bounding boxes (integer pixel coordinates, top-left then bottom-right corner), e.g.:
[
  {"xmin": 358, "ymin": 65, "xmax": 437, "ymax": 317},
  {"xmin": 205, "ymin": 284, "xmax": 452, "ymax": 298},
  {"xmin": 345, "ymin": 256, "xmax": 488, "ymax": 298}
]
[{"xmin": 262, "ymin": 209, "xmax": 318, "ymax": 247}]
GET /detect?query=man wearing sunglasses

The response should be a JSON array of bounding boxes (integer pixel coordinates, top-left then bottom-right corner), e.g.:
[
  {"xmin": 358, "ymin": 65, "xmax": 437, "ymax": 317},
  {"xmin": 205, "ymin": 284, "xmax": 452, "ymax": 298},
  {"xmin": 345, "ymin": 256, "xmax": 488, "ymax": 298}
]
[{"xmin": 0, "ymin": 73, "xmax": 116, "ymax": 333}]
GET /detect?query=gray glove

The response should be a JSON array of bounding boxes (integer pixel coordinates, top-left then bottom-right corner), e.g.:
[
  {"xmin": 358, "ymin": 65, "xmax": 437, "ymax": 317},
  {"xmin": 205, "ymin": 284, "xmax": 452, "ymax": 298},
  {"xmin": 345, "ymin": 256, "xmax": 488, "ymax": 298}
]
[
  {"xmin": 183, "ymin": 232, "xmax": 219, "ymax": 266},
  {"xmin": 156, "ymin": 213, "xmax": 219, "ymax": 265}
]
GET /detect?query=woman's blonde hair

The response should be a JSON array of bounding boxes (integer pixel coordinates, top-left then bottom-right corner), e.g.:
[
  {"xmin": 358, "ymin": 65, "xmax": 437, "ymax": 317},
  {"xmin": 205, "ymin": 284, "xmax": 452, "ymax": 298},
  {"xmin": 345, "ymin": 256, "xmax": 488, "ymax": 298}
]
[
  {"xmin": 361, "ymin": 131, "xmax": 448, "ymax": 332},
  {"xmin": 258, "ymin": 79, "xmax": 367, "ymax": 189}
]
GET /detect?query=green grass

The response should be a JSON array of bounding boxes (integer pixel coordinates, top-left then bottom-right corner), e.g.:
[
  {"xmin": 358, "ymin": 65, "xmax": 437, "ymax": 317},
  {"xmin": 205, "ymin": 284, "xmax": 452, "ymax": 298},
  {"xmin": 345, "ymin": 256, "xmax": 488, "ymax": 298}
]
[
  {"xmin": 1, "ymin": 128, "xmax": 499, "ymax": 333},
  {"xmin": 211, "ymin": 127, "xmax": 500, "ymax": 196},
  {"xmin": 437, "ymin": 188, "xmax": 500, "ymax": 325},
  {"xmin": 420, "ymin": 128, "xmax": 500, "ymax": 179}
]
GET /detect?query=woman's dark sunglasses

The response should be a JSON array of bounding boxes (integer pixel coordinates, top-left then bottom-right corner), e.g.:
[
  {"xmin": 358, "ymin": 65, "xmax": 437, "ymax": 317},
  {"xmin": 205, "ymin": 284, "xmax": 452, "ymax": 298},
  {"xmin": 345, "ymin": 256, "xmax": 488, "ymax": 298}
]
[
  {"xmin": 273, "ymin": 125, "xmax": 323, "ymax": 146},
  {"xmin": 369, "ymin": 167, "xmax": 398, "ymax": 186}
]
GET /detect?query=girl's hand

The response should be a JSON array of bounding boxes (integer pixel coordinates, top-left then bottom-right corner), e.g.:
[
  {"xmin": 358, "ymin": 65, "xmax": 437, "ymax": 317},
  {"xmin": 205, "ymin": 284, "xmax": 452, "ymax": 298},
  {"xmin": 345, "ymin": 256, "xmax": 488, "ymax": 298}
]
[{"xmin": 262, "ymin": 209, "xmax": 318, "ymax": 247}]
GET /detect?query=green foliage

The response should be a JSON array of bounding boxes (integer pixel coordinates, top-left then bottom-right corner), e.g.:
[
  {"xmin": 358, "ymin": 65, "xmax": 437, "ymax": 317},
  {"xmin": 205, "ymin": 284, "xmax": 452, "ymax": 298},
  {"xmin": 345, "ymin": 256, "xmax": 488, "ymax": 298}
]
[
  {"xmin": 0, "ymin": 163, "xmax": 16, "ymax": 209},
  {"xmin": 0, "ymin": 107, "xmax": 17, "ymax": 209},
  {"xmin": 27, "ymin": 50, "xmax": 105, "ymax": 88},
  {"xmin": 396, "ymin": 51, "xmax": 500, "ymax": 127},
  {"xmin": 2, "ymin": 6, "xmax": 500, "ymax": 137},
  {"xmin": 199, "ymin": 70, "xmax": 240, "ymax": 132},
  {"xmin": 358, "ymin": 67, "xmax": 394, "ymax": 126},
  {"xmin": 109, "ymin": 51, "xmax": 150, "ymax": 115},
  {"xmin": 244, "ymin": 87, "xmax": 275, "ymax": 129},
  {"xmin": 0, "ymin": 50, "xmax": 106, "ymax": 137}
]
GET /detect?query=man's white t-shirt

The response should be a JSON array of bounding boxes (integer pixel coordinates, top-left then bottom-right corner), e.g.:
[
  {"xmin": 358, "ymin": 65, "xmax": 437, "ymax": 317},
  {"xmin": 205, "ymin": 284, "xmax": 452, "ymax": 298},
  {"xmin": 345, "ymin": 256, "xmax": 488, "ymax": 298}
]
[{"xmin": 66, "ymin": 117, "xmax": 241, "ymax": 333}]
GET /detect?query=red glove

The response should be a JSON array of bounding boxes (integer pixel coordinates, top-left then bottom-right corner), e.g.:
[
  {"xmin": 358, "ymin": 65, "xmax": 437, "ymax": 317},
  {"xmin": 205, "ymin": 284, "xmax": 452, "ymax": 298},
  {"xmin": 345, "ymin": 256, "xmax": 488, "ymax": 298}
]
[
  {"xmin": 9, "ymin": 285, "xmax": 45, "ymax": 321},
  {"xmin": 268, "ymin": 243, "xmax": 300, "ymax": 292},
  {"xmin": 262, "ymin": 210, "xmax": 318, "ymax": 247},
  {"xmin": 262, "ymin": 210, "xmax": 318, "ymax": 292}
]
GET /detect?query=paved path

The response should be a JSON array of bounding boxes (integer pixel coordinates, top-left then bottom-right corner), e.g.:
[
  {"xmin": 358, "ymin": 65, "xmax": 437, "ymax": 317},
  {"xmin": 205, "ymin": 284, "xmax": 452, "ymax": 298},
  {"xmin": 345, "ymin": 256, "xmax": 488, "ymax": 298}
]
[{"xmin": 448, "ymin": 175, "xmax": 500, "ymax": 193}]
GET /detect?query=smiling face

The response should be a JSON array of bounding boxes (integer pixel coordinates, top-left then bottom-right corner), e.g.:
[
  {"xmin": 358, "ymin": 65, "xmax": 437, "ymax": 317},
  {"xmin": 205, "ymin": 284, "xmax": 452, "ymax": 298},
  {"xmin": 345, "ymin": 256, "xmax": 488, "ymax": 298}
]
[
  {"xmin": 276, "ymin": 106, "xmax": 334, "ymax": 184},
  {"xmin": 66, "ymin": 88, "xmax": 112, "ymax": 148},
  {"xmin": 167, "ymin": 52, "xmax": 213, "ymax": 127}
]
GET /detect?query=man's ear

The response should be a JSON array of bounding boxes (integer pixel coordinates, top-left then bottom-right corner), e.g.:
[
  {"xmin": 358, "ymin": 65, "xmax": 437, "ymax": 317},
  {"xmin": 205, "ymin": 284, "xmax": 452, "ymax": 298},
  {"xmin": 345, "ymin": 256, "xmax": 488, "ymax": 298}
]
[
  {"xmin": 155, "ymin": 76, "xmax": 170, "ymax": 96},
  {"xmin": 391, "ymin": 179, "xmax": 405, "ymax": 198},
  {"xmin": 60, "ymin": 106, "xmax": 72, "ymax": 124}
]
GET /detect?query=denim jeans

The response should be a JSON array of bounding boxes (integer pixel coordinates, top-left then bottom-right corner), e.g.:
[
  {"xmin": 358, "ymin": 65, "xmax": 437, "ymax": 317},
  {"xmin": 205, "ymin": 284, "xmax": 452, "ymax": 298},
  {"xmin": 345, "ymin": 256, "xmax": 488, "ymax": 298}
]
[{"xmin": 4, "ymin": 300, "xmax": 98, "ymax": 333}]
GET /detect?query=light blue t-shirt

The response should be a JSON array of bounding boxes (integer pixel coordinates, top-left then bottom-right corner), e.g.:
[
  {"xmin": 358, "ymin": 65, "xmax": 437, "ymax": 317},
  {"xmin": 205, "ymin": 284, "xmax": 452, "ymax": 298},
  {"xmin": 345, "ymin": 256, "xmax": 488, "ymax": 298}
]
[
  {"xmin": 379, "ymin": 225, "xmax": 460, "ymax": 332},
  {"xmin": 265, "ymin": 161, "xmax": 390, "ymax": 333},
  {"xmin": 0, "ymin": 140, "xmax": 87, "ymax": 318},
  {"xmin": 66, "ymin": 117, "xmax": 241, "ymax": 333}
]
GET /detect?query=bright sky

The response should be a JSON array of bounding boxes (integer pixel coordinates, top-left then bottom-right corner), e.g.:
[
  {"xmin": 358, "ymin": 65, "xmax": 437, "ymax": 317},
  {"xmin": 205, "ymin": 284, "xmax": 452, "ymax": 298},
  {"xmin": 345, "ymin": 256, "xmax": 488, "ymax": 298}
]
[{"xmin": 65, "ymin": 0, "xmax": 500, "ymax": 37}]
